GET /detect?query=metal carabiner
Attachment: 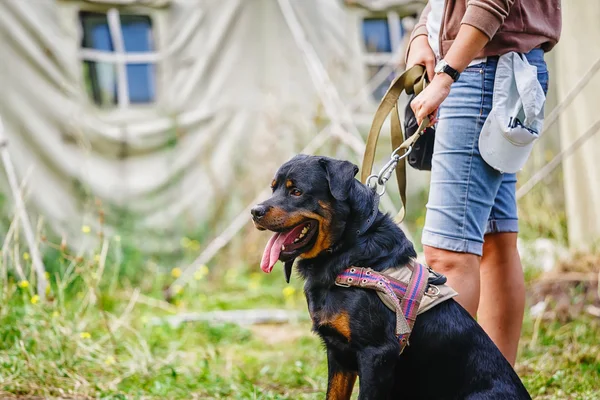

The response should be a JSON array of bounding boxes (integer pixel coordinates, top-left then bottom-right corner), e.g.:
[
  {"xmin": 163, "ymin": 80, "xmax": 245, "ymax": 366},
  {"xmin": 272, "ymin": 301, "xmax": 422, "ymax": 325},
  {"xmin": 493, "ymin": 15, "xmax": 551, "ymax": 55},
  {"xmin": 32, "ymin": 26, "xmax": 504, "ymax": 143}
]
[
  {"xmin": 377, "ymin": 156, "xmax": 399, "ymax": 186},
  {"xmin": 368, "ymin": 144, "xmax": 414, "ymax": 197},
  {"xmin": 391, "ymin": 145, "xmax": 413, "ymax": 161}
]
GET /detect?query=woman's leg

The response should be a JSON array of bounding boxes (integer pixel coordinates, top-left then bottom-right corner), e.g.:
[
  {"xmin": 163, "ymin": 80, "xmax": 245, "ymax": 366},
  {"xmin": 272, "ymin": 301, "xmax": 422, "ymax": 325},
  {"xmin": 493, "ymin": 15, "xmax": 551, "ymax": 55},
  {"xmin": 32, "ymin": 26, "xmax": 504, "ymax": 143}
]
[
  {"xmin": 424, "ymin": 246, "xmax": 481, "ymax": 316},
  {"xmin": 479, "ymin": 232, "xmax": 525, "ymax": 366},
  {"xmin": 478, "ymin": 49, "xmax": 549, "ymax": 365},
  {"xmin": 422, "ymin": 60, "xmax": 501, "ymax": 317}
]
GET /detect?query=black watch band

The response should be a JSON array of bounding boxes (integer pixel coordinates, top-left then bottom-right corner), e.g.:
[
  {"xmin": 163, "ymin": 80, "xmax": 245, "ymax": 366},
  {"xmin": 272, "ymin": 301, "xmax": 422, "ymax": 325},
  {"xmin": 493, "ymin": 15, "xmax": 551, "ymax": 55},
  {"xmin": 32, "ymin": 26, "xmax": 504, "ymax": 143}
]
[{"xmin": 435, "ymin": 60, "xmax": 460, "ymax": 82}]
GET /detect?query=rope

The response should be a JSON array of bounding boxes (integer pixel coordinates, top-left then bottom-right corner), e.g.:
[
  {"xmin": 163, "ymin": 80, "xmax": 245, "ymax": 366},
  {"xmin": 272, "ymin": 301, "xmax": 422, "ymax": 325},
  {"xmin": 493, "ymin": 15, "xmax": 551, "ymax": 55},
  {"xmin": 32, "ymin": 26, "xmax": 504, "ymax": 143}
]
[
  {"xmin": 517, "ymin": 119, "xmax": 600, "ymax": 200},
  {"xmin": 540, "ymin": 55, "xmax": 600, "ymax": 136}
]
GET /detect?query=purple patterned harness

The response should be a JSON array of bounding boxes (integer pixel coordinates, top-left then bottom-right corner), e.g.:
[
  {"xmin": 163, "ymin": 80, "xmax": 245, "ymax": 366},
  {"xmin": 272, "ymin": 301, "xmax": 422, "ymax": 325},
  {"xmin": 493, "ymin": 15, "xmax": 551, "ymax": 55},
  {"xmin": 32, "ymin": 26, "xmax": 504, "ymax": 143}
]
[{"xmin": 334, "ymin": 261, "xmax": 430, "ymax": 353}]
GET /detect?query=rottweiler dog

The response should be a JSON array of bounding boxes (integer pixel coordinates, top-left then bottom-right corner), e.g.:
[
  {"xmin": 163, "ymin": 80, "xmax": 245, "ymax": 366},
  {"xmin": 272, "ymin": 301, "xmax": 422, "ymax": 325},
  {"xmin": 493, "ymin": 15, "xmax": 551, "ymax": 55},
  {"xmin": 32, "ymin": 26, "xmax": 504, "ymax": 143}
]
[{"xmin": 251, "ymin": 154, "xmax": 531, "ymax": 400}]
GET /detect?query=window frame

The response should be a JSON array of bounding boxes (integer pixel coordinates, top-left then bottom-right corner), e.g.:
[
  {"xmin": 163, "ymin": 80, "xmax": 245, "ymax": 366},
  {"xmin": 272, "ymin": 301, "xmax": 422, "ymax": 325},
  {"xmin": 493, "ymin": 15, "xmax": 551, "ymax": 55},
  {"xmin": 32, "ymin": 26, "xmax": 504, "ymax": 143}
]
[
  {"xmin": 75, "ymin": 4, "xmax": 164, "ymax": 111},
  {"xmin": 360, "ymin": 11, "xmax": 410, "ymax": 102},
  {"xmin": 362, "ymin": 11, "xmax": 403, "ymax": 68}
]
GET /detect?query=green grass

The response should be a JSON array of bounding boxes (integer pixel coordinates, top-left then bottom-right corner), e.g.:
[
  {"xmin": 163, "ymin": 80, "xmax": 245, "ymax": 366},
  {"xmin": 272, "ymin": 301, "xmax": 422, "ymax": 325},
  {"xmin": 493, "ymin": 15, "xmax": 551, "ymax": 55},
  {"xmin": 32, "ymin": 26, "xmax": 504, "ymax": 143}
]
[{"xmin": 0, "ymin": 231, "xmax": 598, "ymax": 399}]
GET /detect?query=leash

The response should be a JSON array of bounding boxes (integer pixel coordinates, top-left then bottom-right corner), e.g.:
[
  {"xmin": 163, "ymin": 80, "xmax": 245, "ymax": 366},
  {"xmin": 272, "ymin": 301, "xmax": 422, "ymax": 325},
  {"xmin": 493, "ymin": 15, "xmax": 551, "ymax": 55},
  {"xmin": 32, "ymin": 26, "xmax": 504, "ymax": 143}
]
[{"xmin": 361, "ymin": 65, "xmax": 430, "ymax": 223}]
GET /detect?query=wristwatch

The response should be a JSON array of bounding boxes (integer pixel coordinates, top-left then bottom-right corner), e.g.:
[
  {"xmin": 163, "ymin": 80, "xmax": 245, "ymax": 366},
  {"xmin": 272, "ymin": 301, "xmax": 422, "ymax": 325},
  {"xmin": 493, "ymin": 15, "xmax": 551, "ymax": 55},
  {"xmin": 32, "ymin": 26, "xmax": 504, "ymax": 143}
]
[{"xmin": 434, "ymin": 60, "xmax": 460, "ymax": 82}]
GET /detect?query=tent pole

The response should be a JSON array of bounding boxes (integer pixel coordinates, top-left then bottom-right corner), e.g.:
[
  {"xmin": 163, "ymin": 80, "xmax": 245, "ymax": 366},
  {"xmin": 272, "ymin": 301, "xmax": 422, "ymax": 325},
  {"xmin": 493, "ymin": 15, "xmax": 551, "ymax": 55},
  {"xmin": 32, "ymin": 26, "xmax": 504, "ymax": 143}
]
[
  {"xmin": 277, "ymin": 0, "xmax": 364, "ymax": 150},
  {"xmin": 277, "ymin": 0, "xmax": 408, "ymax": 220},
  {"xmin": 0, "ymin": 117, "xmax": 47, "ymax": 300}
]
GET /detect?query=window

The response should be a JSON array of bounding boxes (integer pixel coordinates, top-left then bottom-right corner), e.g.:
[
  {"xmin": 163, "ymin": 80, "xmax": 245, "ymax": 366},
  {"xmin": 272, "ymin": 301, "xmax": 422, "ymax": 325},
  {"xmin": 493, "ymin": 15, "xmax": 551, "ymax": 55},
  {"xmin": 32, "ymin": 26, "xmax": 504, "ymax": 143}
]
[
  {"xmin": 79, "ymin": 9, "xmax": 157, "ymax": 108},
  {"xmin": 361, "ymin": 13, "xmax": 405, "ymax": 100}
]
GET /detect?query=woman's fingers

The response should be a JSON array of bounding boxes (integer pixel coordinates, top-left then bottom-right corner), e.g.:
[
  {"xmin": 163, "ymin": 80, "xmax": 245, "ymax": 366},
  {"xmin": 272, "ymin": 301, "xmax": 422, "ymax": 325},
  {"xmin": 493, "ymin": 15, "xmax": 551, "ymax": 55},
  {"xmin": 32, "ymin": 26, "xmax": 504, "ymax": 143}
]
[
  {"xmin": 417, "ymin": 107, "xmax": 431, "ymax": 126},
  {"xmin": 412, "ymin": 94, "xmax": 435, "ymax": 126},
  {"xmin": 425, "ymin": 58, "xmax": 436, "ymax": 82},
  {"xmin": 428, "ymin": 111, "xmax": 438, "ymax": 127},
  {"xmin": 410, "ymin": 95, "xmax": 419, "ymax": 116}
]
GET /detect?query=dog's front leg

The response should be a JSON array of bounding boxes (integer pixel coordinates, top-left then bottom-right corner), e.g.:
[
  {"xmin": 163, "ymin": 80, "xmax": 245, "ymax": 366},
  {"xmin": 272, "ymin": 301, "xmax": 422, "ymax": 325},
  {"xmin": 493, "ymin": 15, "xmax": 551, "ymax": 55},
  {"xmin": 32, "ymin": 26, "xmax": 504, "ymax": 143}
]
[
  {"xmin": 326, "ymin": 348, "xmax": 357, "ymax": 400},
  {"xmin": 356, "ymin": 346, "xmax": 397, "ymax": 400}
]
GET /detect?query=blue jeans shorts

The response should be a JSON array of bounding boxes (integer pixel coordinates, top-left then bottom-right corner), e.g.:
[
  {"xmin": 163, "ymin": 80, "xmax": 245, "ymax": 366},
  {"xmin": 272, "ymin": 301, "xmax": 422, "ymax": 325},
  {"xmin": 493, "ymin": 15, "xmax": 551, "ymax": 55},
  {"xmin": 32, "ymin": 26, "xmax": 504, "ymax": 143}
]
[{"xmin": 421, "ymin": 48, "xmax": 549, "ymax": 256}]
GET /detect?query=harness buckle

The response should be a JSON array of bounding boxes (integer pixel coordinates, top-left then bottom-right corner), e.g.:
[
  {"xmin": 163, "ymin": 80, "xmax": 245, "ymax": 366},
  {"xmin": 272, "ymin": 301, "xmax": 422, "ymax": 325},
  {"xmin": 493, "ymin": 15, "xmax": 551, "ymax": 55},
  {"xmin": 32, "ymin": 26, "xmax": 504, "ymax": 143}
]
[{"xmin": 335, "ymin": 281, "xmax": 351, "ymax": 288}]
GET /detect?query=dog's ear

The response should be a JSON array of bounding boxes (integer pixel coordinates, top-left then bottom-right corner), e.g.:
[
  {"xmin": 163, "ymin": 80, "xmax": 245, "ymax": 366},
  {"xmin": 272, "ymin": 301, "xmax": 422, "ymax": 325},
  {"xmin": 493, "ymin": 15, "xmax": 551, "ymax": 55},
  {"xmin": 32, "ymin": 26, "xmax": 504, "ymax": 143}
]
[{"xmin": 319, "ymin": 158, "xmax": 359, "ymax": 201}]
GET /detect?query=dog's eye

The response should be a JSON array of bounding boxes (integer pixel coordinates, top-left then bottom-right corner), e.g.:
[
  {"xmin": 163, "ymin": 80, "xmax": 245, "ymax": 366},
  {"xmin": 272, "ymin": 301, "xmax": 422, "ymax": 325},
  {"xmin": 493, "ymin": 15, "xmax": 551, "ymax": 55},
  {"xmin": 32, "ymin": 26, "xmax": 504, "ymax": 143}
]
[{"xmin": 290, "ymin": 188, "xmax": 302, "ymax": 197}]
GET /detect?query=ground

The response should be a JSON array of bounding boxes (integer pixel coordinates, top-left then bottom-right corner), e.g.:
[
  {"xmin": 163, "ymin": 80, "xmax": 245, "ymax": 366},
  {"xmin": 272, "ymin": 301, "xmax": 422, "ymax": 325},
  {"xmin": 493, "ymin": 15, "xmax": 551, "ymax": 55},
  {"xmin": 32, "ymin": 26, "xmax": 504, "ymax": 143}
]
[{"xmin": 0, "ymin": 237, "xmax": 599, "ymax": 400}]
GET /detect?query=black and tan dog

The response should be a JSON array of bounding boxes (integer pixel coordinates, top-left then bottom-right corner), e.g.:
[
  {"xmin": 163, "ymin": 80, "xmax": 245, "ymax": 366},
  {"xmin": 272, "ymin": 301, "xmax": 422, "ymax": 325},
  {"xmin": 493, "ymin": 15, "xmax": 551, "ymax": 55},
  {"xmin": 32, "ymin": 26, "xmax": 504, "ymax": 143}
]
[{"xmin": 251, "ymin": 154, "xmax": 531, "ymax": 400}]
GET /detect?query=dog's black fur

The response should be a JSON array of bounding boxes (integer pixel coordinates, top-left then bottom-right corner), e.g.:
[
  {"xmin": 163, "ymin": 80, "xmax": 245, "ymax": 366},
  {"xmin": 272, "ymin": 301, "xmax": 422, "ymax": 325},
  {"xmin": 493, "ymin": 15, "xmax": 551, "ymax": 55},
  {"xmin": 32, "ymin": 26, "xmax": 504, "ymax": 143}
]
[{"xmin": 252, "ymin": 154, "xmax": 531, "ymax": 400}]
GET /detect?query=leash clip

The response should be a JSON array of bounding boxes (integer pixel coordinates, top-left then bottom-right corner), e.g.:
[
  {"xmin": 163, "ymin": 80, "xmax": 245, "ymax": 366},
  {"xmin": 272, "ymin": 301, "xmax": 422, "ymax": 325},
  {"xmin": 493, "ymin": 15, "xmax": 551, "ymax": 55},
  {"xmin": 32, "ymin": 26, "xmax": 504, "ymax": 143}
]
[{"xmin": 366, "ymin": 145, "xmax": 413, "ymax": 197}]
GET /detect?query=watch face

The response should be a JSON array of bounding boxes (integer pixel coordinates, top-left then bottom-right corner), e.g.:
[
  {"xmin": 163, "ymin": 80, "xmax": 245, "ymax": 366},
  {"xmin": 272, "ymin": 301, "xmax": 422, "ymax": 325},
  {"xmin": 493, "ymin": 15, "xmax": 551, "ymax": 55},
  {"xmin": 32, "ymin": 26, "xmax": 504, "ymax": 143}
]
[{"xmin": 434, "ymin": 61, "xmax": 446, "ymax": 74}]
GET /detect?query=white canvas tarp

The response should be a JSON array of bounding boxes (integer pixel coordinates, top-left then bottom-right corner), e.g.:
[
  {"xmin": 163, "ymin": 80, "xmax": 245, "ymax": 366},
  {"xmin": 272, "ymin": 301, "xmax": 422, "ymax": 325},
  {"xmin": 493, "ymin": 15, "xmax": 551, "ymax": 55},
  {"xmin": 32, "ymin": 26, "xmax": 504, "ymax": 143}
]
[
  {"xmin": 344, "ymin": 0, "xmax": 424, "ymax": 15},
  {"xmin": 555, "ymin": 0, "xmax": 600, "ymax": 249},
  {"xmin": 0, "ymin": 0, "xmax": 369, "ymax": 253}
]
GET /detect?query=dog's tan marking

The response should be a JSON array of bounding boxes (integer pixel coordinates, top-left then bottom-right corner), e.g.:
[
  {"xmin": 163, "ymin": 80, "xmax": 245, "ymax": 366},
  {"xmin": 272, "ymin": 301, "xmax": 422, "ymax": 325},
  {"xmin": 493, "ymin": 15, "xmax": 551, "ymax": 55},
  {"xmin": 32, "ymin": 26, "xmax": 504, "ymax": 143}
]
[
  {"xmin": 265, "ymin": 206, "xmax": 288, "ymax": 220},
  {"xmin": 300, "ymin": 200, "xmax": 333, "ymax": 259},
  {"xmin": 270, "ymin": 179, "xmax": 277, "ymax": 189},
  {"xmin": 326, "ymin": 312, "xmax": 351, "ymax": 340},
  {"xmin": 260, "ymin": 201, "xmax": 334, "ymax": 259},
  {"xmin": 285, "ymin": 179, "xmax": 294, "ymax": 189},
  {"xmin": 327, "ymin": 370, "xmax": 357, "ymax": 400}
]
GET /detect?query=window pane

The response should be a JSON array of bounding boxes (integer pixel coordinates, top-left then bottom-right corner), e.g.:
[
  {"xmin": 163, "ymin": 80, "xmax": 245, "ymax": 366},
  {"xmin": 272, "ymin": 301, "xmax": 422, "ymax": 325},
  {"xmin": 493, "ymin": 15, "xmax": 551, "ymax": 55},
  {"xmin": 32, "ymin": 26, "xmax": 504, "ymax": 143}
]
[
  {"xmin": 83, "ymin": 61, "xmax": 118, "ymax": 106},
  {"xmin": 363, "ymin": 18, "xmax": 391, "ymax": 53},
  {"xmin": 120, "ymin": 15, "xmax": 154, "ymax": 52},
  {"xmin": 79, "ymin": 11, "xmax": 156, "ymax": 106},
  {"xmin": 127, "ymin": 64, "xmax": 155, "ymax": 103},
  {"xmin": 80, "ymin": 12, "xmax": 113, "ymax": 51}
]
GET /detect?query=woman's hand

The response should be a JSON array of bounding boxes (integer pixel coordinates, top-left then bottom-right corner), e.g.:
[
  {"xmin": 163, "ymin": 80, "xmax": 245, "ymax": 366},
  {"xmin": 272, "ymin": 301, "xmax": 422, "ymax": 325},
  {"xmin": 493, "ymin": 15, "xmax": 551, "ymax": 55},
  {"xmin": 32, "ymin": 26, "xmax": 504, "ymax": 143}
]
[
  {"xmin": 409, "ymin": 24, "xmax": 490, "ymax": 127},
  {"xmin": 406, "ymin": 35, "xmax": 436, "ymax": 81},
  {"xmin": 406, "ymin": 35, "xmax": 443, "ymax": 126},
  {"xmin": 410, "ymin": 73, "xmax": 453, "ymax": 127}
]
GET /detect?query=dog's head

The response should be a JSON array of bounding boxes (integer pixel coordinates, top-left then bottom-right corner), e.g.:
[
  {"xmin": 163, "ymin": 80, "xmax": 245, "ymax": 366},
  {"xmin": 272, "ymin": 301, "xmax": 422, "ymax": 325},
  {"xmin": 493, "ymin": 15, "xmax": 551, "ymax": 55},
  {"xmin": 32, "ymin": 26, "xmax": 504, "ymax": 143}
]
[{"xmin": 251, "ymin": 154, "xmax": 373, "ymax": 278}]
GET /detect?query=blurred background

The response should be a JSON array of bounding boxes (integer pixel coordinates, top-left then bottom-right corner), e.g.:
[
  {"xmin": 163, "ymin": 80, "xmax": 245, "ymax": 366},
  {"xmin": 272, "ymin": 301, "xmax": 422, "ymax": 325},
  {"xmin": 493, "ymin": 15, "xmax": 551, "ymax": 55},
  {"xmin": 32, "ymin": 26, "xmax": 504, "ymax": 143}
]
[{"xmin": 0, "ymin": 0, "xmax": 598, "ymax": 399}]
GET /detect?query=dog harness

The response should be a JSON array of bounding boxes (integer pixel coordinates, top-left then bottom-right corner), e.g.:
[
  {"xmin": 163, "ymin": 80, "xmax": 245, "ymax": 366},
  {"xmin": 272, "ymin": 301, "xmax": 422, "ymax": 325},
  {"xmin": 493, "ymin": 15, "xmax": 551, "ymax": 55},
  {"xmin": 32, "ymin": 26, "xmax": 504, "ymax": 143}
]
[{"xmin": 335, "ymin": 260, "xmax": 457, "ymax": 353}]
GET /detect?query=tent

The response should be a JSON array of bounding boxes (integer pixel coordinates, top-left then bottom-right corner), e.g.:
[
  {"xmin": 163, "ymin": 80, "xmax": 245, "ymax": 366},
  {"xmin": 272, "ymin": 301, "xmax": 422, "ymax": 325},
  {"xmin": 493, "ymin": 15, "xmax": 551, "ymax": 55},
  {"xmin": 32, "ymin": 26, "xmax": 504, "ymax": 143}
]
[{"xmin": 0, "ymin": 0, "xmax": 423, "ymax": 256}]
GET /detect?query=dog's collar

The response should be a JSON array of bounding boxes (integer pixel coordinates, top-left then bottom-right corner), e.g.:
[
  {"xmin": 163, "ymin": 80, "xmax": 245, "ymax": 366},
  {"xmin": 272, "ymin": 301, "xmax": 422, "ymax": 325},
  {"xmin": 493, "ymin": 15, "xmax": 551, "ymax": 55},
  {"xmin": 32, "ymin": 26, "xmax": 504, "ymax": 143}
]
[{"xmin": 356, "ymin": 191, "xmax": 380, "ymax": 235}]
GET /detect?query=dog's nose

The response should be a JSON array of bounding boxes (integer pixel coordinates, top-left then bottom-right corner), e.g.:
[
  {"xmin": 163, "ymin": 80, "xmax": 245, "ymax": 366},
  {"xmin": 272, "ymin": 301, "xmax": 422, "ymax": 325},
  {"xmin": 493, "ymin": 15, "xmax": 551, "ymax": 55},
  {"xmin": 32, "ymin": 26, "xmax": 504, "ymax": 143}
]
[{"xmin": 251, "ymin": 204, "xmax": 268, "ymax": 219}]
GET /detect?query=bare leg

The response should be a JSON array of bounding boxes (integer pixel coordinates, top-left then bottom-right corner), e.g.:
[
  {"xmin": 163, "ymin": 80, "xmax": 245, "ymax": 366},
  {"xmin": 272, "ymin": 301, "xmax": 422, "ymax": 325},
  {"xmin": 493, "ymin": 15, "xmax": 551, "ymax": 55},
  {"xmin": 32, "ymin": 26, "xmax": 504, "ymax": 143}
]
[
  {"xmin": 424, "ymin": 245, "xmax": 481, "ymax": 317},
  {"xmin": 478, "ymin": 232, "xmax": 525, "ymax": 366}
]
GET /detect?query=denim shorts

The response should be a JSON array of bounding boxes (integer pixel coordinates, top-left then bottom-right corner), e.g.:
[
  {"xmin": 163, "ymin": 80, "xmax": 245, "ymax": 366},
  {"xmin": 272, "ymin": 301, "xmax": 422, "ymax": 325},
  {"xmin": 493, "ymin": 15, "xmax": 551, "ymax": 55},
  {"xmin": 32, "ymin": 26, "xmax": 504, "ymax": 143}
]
[{"xmin": 421, "ymin": 48, "xmax": 549, "ymax": 256}]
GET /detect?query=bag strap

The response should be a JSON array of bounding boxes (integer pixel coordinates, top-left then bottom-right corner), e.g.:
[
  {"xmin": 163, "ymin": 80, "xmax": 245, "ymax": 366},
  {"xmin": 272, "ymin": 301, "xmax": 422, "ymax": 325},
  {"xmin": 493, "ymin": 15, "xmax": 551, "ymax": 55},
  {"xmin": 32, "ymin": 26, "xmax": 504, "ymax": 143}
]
[{"xmin": 361, "ymin": 65, "xmax": 429, "ymax": 223}]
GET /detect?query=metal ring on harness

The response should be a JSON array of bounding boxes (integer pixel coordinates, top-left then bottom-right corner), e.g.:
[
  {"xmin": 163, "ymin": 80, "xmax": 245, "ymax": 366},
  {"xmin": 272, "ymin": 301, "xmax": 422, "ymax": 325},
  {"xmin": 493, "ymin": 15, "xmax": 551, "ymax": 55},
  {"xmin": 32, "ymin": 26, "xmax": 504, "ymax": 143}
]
[
  {"xmin": 366, "ymin": 174, "xmax": 386, "ymax": 196},
  {"xmin": 425, "ymin": 285, "xmax": 441, "ymax": 297}
]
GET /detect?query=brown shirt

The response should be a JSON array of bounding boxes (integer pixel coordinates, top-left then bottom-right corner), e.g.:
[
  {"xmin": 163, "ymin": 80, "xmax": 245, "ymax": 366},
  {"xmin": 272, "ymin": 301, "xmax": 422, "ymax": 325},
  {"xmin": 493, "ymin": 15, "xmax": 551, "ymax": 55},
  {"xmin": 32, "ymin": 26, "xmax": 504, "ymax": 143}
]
[{"xmin": 407, "ymin": 0, "xmax": 562, "ymax": 60}]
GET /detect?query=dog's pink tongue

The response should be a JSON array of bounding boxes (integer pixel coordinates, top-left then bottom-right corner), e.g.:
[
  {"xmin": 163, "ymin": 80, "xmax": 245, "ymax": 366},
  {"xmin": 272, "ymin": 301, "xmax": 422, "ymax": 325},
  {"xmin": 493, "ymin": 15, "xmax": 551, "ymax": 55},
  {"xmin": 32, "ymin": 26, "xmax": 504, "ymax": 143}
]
[
  {"xmin": 260, "ymin": 232, "xmax": 285, "ymax": 273},
  {"xmin": 260, "ymin": 224, "xmax": 306, "ymax": 273}
]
